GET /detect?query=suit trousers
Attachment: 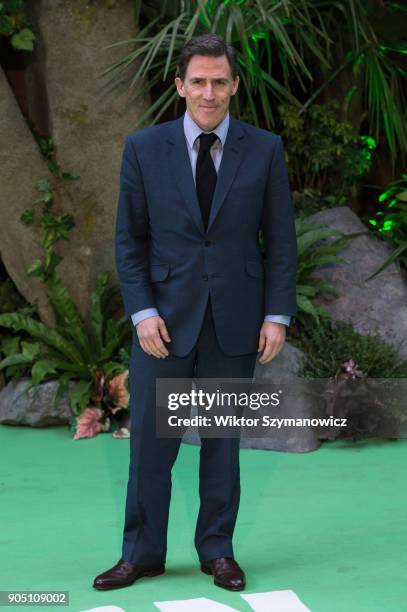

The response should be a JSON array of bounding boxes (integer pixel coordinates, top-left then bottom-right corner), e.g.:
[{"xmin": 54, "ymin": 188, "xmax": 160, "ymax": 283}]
[{"xmin": 121, "ymin": 296, "xmax": 258, "ymax": 566}]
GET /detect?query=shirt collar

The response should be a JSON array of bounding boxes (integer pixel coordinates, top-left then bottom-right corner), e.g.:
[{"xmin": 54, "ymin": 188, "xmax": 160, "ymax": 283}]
[{"xmin": 183, "ymin": 109, "xmax": 229, "ymax": 149}]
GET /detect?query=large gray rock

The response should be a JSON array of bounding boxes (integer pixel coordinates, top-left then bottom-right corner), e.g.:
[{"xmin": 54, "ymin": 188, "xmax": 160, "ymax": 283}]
[
  {"xmin": 1, "ymin": 0, "xmax": 150, "ymax": 328},
  {"xmin": 182, "ymin": 343, "xmax": 323, "ymax": 453},
  {"xmin": 241, "ymin": 343, "xmax": 323, "ymax": 452},
  {"xmin": 0, "ymin": 378, "xmax": 73, "ymax": 426},
  {"xmin": 307, "ymin": 206, "xmax": 407, "ymax": 359}
]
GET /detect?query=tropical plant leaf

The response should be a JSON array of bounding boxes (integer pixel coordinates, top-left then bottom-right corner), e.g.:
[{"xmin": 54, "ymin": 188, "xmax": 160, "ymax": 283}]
[
  {"xmin": 0, "ymin": 335, "xmax": 20, "ymax": 356},
  {"xmin": 68, "ymin": 379, "xmax": 94, "ymax": 416},
  {"xmin": 297, "ymin": 284, "xmax": 319, "ymax": 296},
  {"xmin": 365, "ymin": 240, "xmax": 407, "ymax": 280},
  {"xmin": 89, "ymin": 271, "xmax": 109, "ymax": 358},
  {"xmin": 30, "ymin": 359, "xmax": 59, "ymax": 386},
  {"xmin": 53, "ymin": 371, "xmax": 75, "ymax": 410},
  {"xmin": 0, "ymin": 353, "xmax": 34, "ymax": 369},
  {"xmin": 102, "ymin": 361, "xmax": 128, "ymax": 377},
  {"xmin": 297, "ymin": 227, "xmax": 344, "ymax": 254},
  {"xmin": 45, "ymin": 272, "xmax": 91, "ymax": 360},
  {"xmin": 0, "ymin": 312, "xmax": 83, "ymax": 363},
  {"xmin": 296, "ymin": 294, "xmax": 321, "ymax": 317}
]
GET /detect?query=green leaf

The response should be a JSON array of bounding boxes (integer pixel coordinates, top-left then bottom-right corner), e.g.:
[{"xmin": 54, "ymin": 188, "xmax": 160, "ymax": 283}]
[
  {"xmin": 31, "ymin": 359, "xmax": 59, "ymax": 386},
  {"xmin": 11, "ymin": 27, "xmax": 35, "ymax": 51},
  {"xmin": 68, "ymin": 380, "xmax": 93, "ymax": 416},
  {"xmin": 20, "ymin": 208, "xmax": 35, "ymax": 225},
  {"xmin": 297, "ymin": 285, "xmax": 319, "ymax": 296},
  {"xmin": 297, "ymin": 227, "xmax": 344, "ymax": 255},
  {"xmin": 36, "ymin": 177, "xmax": 51, "ymax": 193},
  {"xmin": 0, "ymin": 353, "xmax": 33, "ymax": 369},
  {"xmin": 54, "ymin": 372, "xmax": 74, "ymax": 410},
  {"xmin": 0, "ymin": 336, "xmax": 20, "ymax": 356},
  {"xmin": 297, "ymin": 294, "xmax": 320, "ymax": 317},
  {"xmin": 27, "ymin": 259, "xmax": 45, "ymax": 278},
  {"xmin": 365, "ymin": 240, "xmax": 407, "ymax": 280},
  {"xmin": 89, "ymin": 272, "xmax": 109, "ymax": 358},
  {"xmin": 0, "ymin": 312, "xmax": 83, "ymax": 363},
  {"xmin": 20, "ymin": 341, "xmax": 43, "ymax": 360},
  {"xmin": 45, "ymin": 273, "xmax": 91, "ymax": 360},
  {"xmin": 102, "ymin": 362, "xmax": 127, "ymax": 377}
]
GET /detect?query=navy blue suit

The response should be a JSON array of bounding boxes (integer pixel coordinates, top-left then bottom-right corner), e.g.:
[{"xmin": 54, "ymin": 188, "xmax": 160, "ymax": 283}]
[{"xmin": 115, "ymin": 113, "xmax": 297, "ymax": 566}]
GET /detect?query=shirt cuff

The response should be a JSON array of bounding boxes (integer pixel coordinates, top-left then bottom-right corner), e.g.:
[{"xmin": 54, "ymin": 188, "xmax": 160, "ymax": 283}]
[
  {"xmin": 264, "ymin": 315, "xmax": 291, "ymax": 326},
  {"xmin": 131, "ymin": 308, "xmax": 159, "ymax": 327}
]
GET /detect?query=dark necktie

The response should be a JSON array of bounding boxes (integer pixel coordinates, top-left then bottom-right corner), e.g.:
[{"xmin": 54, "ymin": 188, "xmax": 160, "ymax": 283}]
[{"xmin": 196, "ymin": 132, "xmax": 218, "ymax": 230}]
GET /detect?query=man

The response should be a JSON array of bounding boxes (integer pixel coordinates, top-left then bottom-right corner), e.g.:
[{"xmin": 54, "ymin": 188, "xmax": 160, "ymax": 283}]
[{"xmin": 93, "ymin": 33, "xmax": 297, "ymax": 592}]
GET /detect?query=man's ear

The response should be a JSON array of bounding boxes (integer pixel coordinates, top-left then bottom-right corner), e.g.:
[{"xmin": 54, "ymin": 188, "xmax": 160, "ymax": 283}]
[
  {"xmin": 231, "ymin": 75, "xmax": 240, "ymax": 96},
  {"xmin": 175, "ymin": 77, "xmax": 186, "ymax": 98}
]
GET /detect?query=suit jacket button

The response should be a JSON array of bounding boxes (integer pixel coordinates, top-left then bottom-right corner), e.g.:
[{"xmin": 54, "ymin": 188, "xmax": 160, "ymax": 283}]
[
  {"xmin": 204, "ymin": 240, "xmax": 212, "ymax": 247},
  {"xmin": 202, "ymin": 274, "xmax": 208, "ymax": 281}
]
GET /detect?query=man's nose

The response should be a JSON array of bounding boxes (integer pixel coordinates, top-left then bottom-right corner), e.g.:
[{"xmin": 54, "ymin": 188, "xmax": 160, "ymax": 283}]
[{"xmin": 203, "ymin": 84, "xmax": 215, "ymax": 99}]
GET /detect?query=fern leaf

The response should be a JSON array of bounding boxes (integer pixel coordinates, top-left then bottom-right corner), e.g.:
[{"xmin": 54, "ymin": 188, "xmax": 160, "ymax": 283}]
[
  {"xmin": 46, "ymin": 273, "xmax": 91, "ymax": 360},
  {"xmin": 90, "ymin": 272, "xmax": 109, "ymax": 358},
  {"xmin": 0, "ymin": 312, "xmax": 83, "ymax": 363}
]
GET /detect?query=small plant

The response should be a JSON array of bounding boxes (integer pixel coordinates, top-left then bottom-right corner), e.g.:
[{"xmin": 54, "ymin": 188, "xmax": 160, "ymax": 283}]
[
  {"xmin": 0, "ymin": 0, "xmax": 35, "ymax": 50},
  {"xmin": 20, "ymin": 176, "xmax": 76, "ymax": 281},
  {"xmin": 261, "ymin": 217, "xmax": 361, "ymax": 322},
  {"xmin": 365, "ymin": 174, "xmax": 407, "ymax": 279},
  {"xmin": 295, "ymin": 218, "xmax": 362, "ymax": 321},
  {"xmin": 0, "ymin": 175, "xmax": 132, "ymax": 422},
  {"xmin": 292, "ymin": 189, "xmax": 349, "ymax": 219},
  {"xmin": 298, "ymin": 317, "xmax": 407, "ymax": 379},
  {"xmin": 279, "ymin": 101, "xmax": 376, "ymax": 213}
]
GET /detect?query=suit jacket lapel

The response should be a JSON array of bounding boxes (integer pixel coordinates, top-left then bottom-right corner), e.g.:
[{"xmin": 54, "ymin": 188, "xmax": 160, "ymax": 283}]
[
  {"xmin": 166, "ymin": 113, "xmax": 247, "ymax": 235},
  {"xmin": 166, "ymin": 115, "xmax": 205, "ymax": 235},
  {"xmin": 207, "ymin": 115, "xmax": 246, "ymax": 232}
]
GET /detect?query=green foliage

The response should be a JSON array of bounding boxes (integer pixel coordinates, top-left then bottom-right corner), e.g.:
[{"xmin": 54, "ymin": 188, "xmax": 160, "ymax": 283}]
[
  {"xmin": 0, "ymin": 0, "xmax": 35, "ymax": 50},
  {"xmin": 298, "ymin": 316, "xmax": 407, "ymax": 379},
  {"xmin": 279, "ymin": 101, "xmax": 375, "ymax": 214},
  {"xmin": 294, "ymin": 218, "xmax": 362, "ymax": 322},
  {"xmin": 20, "ymin": 177, "xmax": 75, "ymax": 281},
  {"xmin": 0, "ymin": 173, "xmax": 131, "ymax": 416},
  {"xmin": 100, "ymin": 0, "xmax": 407, "ymax": 163},
  {"xmin": 0, "ymin": 271, "xmax": 131, "ymax": 415},
  {"xmin": 365, "ymin": 174, "xmax": 407, "ymax": 279},
  {"xmin": 260, "ymin": 217, "xmax": 361, "ymax": 323},
  {"xmin": 31, "ymin": 132, "xmax": 81, "ymax": 180}
]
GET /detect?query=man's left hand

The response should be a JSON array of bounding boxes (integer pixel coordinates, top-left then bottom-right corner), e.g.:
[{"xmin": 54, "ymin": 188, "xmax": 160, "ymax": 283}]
[{"xmin": 257, "ymin": 321, "xmax": 286, "ymax": 364}]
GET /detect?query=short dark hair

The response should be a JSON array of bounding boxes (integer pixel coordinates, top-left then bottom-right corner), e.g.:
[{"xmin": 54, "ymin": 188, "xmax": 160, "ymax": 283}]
[{"xmin": 176, "ymin": 33, "xmax": 238, "ymax": 81}]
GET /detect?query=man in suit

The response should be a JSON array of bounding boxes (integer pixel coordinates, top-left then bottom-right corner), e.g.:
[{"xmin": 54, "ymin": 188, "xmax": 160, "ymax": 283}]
[{"xmin": 93, "ymin": 32, "xmax": 297, "ymax": 592}]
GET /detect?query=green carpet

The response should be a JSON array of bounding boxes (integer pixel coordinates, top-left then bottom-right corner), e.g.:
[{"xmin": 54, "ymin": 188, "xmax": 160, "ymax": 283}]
[{"xmin": 1, "ymin": 424, "xmax": 406, "ymax": 611}]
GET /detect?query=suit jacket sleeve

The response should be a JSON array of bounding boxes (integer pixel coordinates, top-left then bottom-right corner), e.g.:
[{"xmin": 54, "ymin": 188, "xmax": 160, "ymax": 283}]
[
  {"xmin": 261, "ymin": 135, "xmax": 297, "ymax": 316},
  {"xmin": 115, "ymin": 135, "xmax": 155, "ymax": 318}
]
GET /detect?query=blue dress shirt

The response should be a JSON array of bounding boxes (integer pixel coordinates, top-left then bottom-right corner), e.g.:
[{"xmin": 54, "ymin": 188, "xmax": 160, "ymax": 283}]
[{"xmin": 131, "ymin": 110, "xmax": 291, "ymax": 328}]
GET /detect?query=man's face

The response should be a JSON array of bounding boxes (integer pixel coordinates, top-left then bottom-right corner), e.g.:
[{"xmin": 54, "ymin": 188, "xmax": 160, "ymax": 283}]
[{"xmin": 175, "ymin": 54, "xmax": 239, "ymax": 131}]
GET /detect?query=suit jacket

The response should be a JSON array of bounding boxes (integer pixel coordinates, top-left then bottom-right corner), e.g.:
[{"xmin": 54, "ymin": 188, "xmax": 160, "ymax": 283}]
[{"xmin": 115, "ymin": 113, "xmax": 297, "ymax": 358}]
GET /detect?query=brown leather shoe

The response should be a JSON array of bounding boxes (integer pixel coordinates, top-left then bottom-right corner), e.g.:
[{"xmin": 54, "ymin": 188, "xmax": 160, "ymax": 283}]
[
  {"xmin": 93, "ymin": 559, "xmax": 165, "ymax": 590},
  {"xmin": 201, "ymin": 556, "xmax": 245, "ymax": 591}
]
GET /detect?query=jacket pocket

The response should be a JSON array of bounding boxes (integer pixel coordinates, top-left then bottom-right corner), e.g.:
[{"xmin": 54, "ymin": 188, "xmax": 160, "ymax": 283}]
[
  {"xmin": 245, "ymin": 259, "xmax": 265, "ymax": 279},
  {"xmin": 149, "ymin": 262, "xmax": 170, "ymax": 282}
]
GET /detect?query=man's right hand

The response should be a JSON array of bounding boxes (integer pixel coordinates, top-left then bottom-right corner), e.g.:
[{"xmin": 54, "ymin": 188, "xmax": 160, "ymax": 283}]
[{"xmin": 136, "ymin": 316, "xmax": 171, "ymax": 358}]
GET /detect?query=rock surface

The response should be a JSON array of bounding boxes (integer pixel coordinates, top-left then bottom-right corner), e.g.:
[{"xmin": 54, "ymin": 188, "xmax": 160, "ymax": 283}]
[
  {"xmin": 307, "ymin": 206, "xmax": 407, "ymax": 359},
  {"xmin": 0, "ymin": 378, "xmax": 73, "ymax": 427}
]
